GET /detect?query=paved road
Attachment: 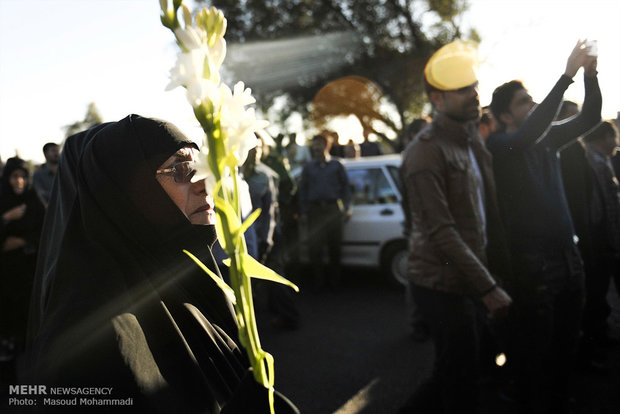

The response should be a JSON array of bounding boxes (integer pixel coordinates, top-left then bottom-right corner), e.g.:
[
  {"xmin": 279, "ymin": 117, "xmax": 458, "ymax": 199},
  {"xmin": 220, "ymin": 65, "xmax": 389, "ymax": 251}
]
[
  {"xmin": 257, "ymin": 270, "xmax": 429, "ymax": 414},
  {"xmin": 257, "ymin": 268, "xmax": 620, "ymax": 414}
]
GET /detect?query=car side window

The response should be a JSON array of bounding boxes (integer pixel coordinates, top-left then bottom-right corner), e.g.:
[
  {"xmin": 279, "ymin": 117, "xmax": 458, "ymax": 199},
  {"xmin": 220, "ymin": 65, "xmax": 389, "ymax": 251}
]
[{"xmin": 347, "ymin": 168, "xmax": 398, "ymax": 205}]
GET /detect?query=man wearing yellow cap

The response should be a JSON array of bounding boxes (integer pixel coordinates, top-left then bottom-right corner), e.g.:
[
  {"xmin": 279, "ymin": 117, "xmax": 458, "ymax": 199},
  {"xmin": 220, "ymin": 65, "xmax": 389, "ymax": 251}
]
[
  {"xmin": 399, "ymin": 40, "xmax": 512, "ymax": 413},
  {"xmin": 486, "ymin": 41, "xmax": 600, "ymax": 412}
]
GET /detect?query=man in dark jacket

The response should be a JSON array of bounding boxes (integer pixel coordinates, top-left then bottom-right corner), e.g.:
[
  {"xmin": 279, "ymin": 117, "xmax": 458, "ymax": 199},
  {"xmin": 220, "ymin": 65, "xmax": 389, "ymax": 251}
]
[
  {"xmin": 399, "ymin": 40, "xmax": 512, "ymax": 414},
  {"xmin": 487, "ymin": 40, "xmax": 600, "ymax": 413}
]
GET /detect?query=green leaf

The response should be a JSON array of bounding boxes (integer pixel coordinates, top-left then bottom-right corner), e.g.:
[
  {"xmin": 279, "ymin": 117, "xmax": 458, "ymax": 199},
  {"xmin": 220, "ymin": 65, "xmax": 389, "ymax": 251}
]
[
  {"xmin": 183, "ymin": 249, "xmax": 237, "ymax": 304},
  {"xmin": 213, "ymin": 188, "xmax": 243, "ymax": 252},
  {"xmin": 215, "ymin": 212, "xmax": 229, "ymax": 251},
  {"xmin": 238, "ymin": 208, "xmax": 261, "ymax": 237},
  {"xmin": 215, "ymin": 199, "xmax": 241, "ymax": 230},
  {"xmin": 241, "ymin": 253, "xmax": 299, "ymax": 292}
]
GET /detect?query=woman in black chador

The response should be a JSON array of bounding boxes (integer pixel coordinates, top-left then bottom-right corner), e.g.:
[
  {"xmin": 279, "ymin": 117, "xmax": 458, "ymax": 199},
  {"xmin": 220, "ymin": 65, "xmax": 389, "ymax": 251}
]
[
  {"xmin": 25, "ymin": 115, "xmax": 297, "ymax": 413},
  {"xmin": 0, "ymin": 157, "xmax": 45, "ymax": 366}
]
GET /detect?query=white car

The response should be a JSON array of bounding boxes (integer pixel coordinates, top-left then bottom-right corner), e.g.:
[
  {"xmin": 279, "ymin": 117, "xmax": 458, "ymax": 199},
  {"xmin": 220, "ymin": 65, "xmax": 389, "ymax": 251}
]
[{"xmin": 298, "ymin": 154, "xmax": 408, "ymax": 285}]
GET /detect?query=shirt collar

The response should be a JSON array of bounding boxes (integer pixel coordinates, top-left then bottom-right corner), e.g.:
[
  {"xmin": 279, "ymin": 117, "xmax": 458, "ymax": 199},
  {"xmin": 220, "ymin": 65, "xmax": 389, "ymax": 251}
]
[{"xmin": 433, "ymin": 112, "xmax": 478, "ymax": 145}]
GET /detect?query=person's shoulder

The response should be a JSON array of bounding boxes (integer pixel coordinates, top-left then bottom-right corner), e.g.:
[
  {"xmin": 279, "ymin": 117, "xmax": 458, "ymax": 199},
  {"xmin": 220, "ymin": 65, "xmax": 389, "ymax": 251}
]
[
  {"xmin": 247, "ymin": 168, "xmax": 269, "ymax": 183},
  {"xmin": 256, "ymin": 162, "xmax": 278, "ymax": 178},
  {"xmin": 402, "ymin": 134, "xmax": 444, "ymax": 172},
  {"xmin": 408, "ymin": 122, "xmax": 442, "ymax": 150},
  {"xmin": 328, "ymin": 158, "xmax": 347, "ymax": 170},
  {"xmin": 485, "ymin": 130, "xmax": 510, "ymax": 150},
  {"xmin": 302, "ymin": 159, "xmax": 318, "ymax": 169},
  {"xmin": 32, "ymin": 164, "xmax": 46, "ymax": 176},
  {"xmin": 410, "ymin": 120, "xmax": 442, "ymax": 143}
]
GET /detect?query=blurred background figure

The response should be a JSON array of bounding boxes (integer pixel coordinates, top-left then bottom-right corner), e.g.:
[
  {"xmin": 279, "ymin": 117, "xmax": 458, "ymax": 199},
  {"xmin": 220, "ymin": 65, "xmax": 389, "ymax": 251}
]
[
  {"xmin": 243, "ymin": 141, "xmax": 278, "ymax": 264},
  {"xmin": 299, "ymin": 134, "xmax": 351, "ymax": 291},
  {"xmin": 243, "ymin": 137, "xmax": 300, "ymax": 330},
  {"xmin": 360, "ymin": 127, "xmax": 383, "ymax": 157},
  {"xmin": 284, "ymin": 133, "xmax": 311, "ymax": 175},
  {"xmin": 580, "ymin": 121, "xmax": 620, "ymax": 350},
  {"xmin": 0, "ymin": 157, "xmax": 45, "ymax": 384},
  {"xmin": 343, "ymin": 138, "xmax": 361, "ymax": 159},
  {"xmin": 557, "ymin": 101, "xmax": 612, "ymax": 373},
  {"xmin": 32, "ymin": 142, "xmax": 60, "ymax": 206},
  {"xmin": 399, "ymin": 118, "xmax": 429, "ymax": 152},
  {"xmin": 325, "ymin": 130, "xmax": 344, "ymax": 158},
  {"xmin": 478, "ymin": 106, "xmax": 496, "ymax": 141}
]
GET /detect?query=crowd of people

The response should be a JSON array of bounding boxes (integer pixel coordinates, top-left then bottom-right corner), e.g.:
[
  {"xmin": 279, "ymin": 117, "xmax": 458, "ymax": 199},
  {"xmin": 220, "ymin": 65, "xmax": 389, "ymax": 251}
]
[
  {"xmin": 399, "ymin": 39, "xmax": 619, "ymax": 414},
  {"xmin": 0, "ymin": 37, "xmax": 618, "ymax": 414}
]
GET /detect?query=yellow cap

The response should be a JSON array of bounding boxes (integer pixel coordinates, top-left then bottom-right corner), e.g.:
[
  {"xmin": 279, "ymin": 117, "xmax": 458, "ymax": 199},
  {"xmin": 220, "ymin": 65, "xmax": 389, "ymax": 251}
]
[{"xmin": 424, "ymin": 40, "xmax": 479, "ymax": 91}]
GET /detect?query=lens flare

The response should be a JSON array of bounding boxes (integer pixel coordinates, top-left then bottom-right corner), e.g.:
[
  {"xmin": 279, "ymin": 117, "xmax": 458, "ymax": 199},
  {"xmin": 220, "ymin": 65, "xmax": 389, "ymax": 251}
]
[{"xmin": 495, "ymin": 353, "xmax": 507, "ymax": 367}]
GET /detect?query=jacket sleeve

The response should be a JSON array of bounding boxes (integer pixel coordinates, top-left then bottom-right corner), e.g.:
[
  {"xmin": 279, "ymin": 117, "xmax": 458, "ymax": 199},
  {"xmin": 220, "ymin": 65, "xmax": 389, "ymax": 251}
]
[
  {"xmin": 547, "ymin": 74, "xmax": 602, "ymax": 150},
  {"xmin": 404, "ymin": 149, "xmax": 497, "ymax": 295},
  {"xmin": 486, "ymin": 75, "xmax": 573, "ymax": 156}
]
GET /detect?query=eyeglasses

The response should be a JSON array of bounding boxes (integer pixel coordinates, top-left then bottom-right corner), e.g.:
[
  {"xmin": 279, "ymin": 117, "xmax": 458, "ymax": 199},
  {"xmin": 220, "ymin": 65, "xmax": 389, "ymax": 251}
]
[{"xmin": 156, "ymin": 160, "xmax": 197, "ymax": 183}]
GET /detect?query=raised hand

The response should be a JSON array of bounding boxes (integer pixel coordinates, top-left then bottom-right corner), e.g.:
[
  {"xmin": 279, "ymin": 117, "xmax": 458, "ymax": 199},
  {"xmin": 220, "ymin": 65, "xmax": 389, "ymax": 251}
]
[{"xmin": 564, "ymin": 40, "xmax": 589, "ymax": 79}]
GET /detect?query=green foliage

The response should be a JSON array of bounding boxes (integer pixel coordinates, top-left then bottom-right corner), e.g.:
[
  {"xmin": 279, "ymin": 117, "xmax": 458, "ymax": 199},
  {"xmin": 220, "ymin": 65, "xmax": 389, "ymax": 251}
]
[
  {"xmin": 196, "ymin": 0, "xmax": 476, "ymax": 146},
  {"xmin": 63, "ymin": 102, "xmax": 103, "ymax": 138},
  {"xmin": 426, "ymin": 0, "xmax": 468, "ymax": 21}
]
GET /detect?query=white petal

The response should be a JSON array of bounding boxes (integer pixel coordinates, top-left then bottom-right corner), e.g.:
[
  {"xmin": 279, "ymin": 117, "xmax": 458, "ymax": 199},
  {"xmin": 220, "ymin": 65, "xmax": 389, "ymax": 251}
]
[
  {"xmin": 210, "ymin": 38, "xmax": 227, "ymax": 67},
  {"xmin": 174, "ymin": 26, "xmax": 203, "ymax": 50}
]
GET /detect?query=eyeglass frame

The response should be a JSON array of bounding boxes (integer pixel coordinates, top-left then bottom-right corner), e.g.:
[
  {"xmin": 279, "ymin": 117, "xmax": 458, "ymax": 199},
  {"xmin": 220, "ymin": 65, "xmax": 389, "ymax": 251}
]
[{"xmin": 156, "ymin": 160, "xmax": 198, "ymax": 183}]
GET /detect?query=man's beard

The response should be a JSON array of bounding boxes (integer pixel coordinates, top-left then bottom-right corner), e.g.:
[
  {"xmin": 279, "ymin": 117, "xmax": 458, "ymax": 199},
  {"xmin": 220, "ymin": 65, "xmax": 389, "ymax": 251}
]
[{"xmin": 447, "ymin": 108, "xmax": 480, "ymax": 123}]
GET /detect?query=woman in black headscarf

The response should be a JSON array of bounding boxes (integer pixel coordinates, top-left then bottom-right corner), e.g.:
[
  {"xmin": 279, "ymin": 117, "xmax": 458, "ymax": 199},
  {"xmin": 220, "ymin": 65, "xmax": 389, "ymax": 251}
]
[
  {"xmin": 25, "ymin": 115, "xmax": 297, "ymax": 413},
  {"xmin": 0, "ymin": 157, "xmax": 45, "ymax": 367}
]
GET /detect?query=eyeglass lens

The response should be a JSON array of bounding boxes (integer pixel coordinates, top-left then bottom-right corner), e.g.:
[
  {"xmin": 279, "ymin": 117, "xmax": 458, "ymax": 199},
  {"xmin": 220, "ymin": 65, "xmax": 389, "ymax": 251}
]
[{"xmin": 174, "ymin": 161, "xmax": 197, "ymax": 183}]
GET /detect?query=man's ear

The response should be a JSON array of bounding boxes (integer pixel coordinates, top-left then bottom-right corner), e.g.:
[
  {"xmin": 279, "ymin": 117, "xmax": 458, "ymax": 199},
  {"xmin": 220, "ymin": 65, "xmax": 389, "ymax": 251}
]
[{"xmin": 428, "ymin": 90, "xmax": 443, "ymax": 110}]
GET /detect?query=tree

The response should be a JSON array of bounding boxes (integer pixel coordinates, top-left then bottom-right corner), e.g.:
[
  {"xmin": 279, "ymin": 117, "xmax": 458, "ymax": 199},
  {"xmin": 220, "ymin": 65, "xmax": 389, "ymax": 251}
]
[
  {"xmin": 197, "ymin": 0, "xmax": 478, "ymax": 148},
  {"xmin": 63, "ymin": 102, "xmax": 103, "ymax": 138}
]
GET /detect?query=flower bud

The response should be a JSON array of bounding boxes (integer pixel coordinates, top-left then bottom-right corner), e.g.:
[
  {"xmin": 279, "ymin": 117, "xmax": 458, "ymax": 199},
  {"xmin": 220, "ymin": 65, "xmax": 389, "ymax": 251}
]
[
  {"xmin": 195, "ymin": 7, "xmax": 227, "ymax": 47},
  {"xmin": 182, "ymin": 4, "xmax": 192, "ymax": 29}
]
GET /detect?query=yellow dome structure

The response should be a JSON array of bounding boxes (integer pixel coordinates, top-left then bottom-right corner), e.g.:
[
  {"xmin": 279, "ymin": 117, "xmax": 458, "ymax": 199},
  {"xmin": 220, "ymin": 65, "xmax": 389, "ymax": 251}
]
[{"xmin": 424, "ymin": 40, "xmax": 480, "ymax": 91}]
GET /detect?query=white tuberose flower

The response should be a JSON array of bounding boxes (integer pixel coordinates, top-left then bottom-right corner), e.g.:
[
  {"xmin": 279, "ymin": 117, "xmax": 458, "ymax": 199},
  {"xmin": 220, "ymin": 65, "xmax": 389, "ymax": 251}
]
[
  {"xmin": 166, "ymin": 27, "xmax": 227, "ymax": 107},
  {"xmin": 219, "ymin": 82, "xmax": 269, "ymax": 165},
  {"xmin": 193, "ymin": 144, "xmax": 218, "ymax": 195},
  {"xmin": 166, "ymin": 48, "xmax": 209, "ymax": 89}
]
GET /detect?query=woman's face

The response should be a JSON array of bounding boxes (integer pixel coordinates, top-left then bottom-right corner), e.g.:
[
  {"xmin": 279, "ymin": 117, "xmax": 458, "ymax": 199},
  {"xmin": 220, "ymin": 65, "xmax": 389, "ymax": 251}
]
[
  {"xmin": 9, "ymin": 169, "xmax": 27, "ymax": 195},
  {"xmin": 156, "ymin": 147, "xmax": 215, "ymax": 225}
]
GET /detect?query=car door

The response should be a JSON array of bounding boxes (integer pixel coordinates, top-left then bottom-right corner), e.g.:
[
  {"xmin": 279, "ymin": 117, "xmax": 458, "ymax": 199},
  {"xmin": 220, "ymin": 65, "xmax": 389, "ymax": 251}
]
[{"xmin": 342, "ymin": 164, "xmax": 404, "ymax": 267}]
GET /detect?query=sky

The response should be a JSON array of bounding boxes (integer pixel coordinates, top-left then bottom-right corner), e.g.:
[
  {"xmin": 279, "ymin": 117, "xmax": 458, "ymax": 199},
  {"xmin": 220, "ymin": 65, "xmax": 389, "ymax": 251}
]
[{"xmin": 1, "ymin": 0, "xmax": 619, "ymax": 164}]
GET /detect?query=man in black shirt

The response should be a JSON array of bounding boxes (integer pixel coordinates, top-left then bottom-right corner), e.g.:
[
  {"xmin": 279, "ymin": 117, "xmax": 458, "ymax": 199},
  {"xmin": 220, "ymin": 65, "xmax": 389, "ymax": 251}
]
[
  {"xmin": 487, "ymin": 41, "xmax": 601, "ymax": 413},
  {"xmin": 32, "ymin": 142, "xmax": 60, "ymax": 205}
]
